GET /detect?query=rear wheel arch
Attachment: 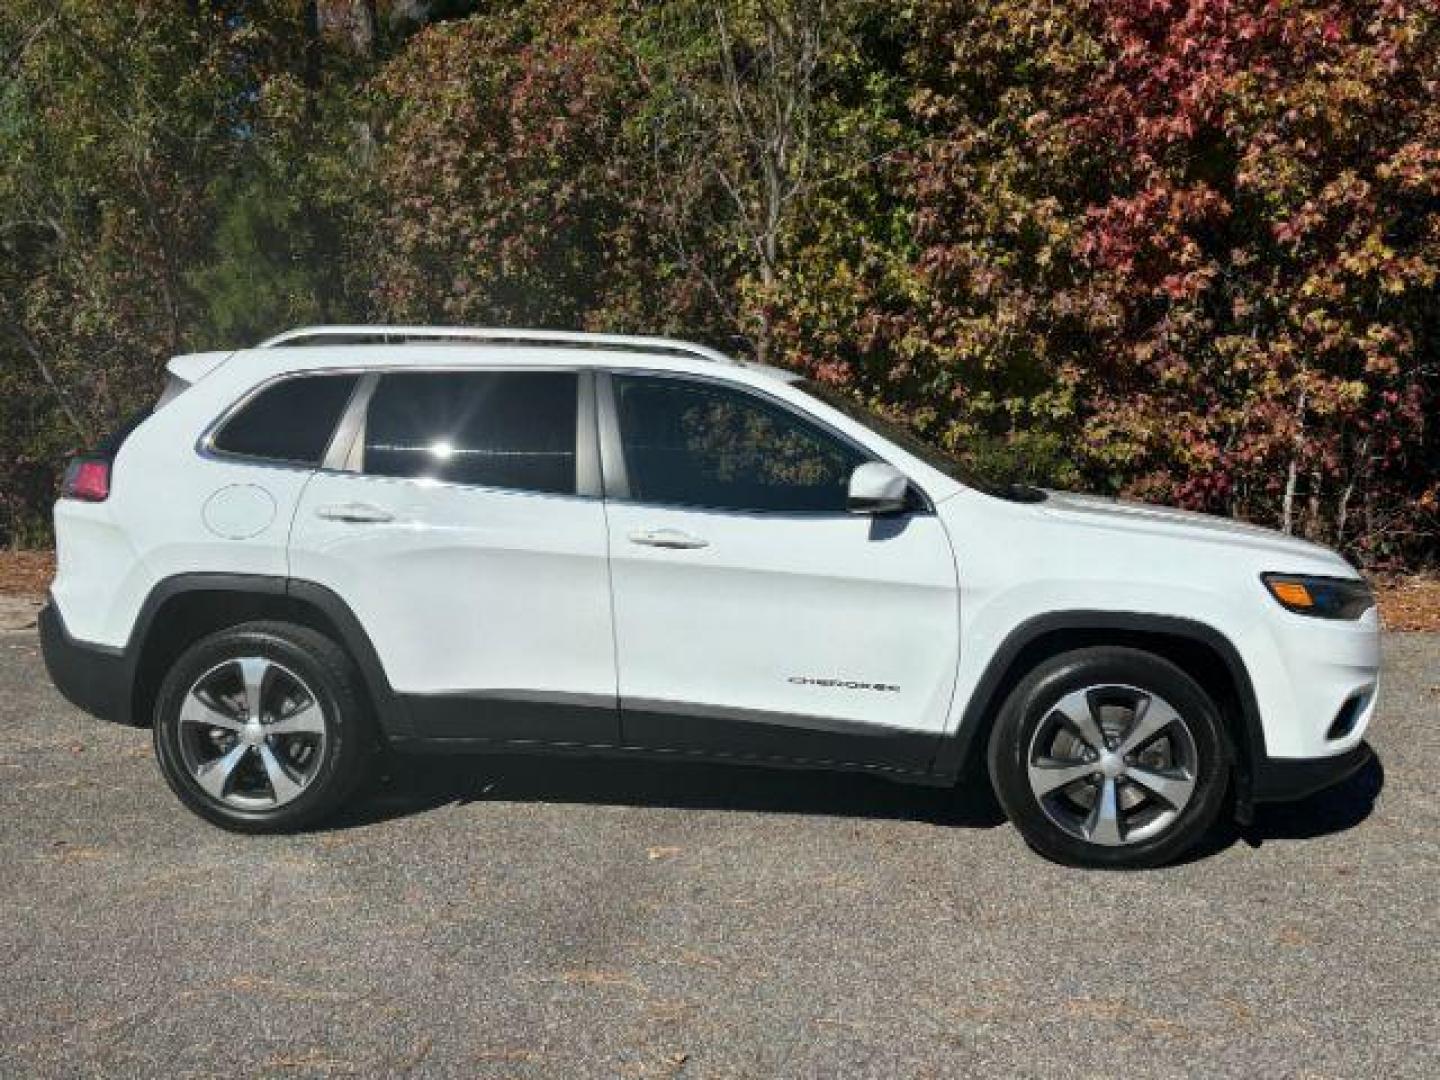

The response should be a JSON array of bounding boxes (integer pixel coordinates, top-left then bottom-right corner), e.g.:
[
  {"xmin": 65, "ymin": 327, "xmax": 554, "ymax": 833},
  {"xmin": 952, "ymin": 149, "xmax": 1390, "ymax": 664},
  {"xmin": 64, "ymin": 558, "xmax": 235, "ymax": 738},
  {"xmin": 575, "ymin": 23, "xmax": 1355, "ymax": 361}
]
[
  {"xmin": 151, "ymin": 619, "xmax": 376, "ymax": 831},
  {"xmin": 128, "ymin": 574, "xmax": 406, "ymax": 738},
  {"xmin": 937, "ymin": 612, "xmax": 1264, "ymax": 787}
]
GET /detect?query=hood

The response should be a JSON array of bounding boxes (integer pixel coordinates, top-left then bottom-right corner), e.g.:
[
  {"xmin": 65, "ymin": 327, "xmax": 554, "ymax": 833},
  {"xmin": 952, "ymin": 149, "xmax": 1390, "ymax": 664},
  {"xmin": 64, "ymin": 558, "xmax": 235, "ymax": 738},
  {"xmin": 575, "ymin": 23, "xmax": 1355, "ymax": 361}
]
[{"xmin": 1039, "ymin": 491, "xmax": 1355, "ymax": 572}]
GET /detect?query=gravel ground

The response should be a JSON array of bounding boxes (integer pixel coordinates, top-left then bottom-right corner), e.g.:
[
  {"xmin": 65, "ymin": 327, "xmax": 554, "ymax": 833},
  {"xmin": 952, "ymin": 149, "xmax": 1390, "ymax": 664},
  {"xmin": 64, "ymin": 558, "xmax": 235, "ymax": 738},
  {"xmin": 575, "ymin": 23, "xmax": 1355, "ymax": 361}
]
[{"xmin": 1, "ymin": 603, "xmax": 1436, "ymax": 1078}]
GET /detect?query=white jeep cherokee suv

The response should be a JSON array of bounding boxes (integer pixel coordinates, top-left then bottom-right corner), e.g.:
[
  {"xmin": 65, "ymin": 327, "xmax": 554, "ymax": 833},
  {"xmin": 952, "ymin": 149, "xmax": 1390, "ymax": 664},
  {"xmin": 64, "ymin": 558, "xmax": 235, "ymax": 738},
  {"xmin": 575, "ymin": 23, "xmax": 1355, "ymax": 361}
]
[{"xmin": 40, "ymin": 326, "xmax": 1380, "ymax": 867}]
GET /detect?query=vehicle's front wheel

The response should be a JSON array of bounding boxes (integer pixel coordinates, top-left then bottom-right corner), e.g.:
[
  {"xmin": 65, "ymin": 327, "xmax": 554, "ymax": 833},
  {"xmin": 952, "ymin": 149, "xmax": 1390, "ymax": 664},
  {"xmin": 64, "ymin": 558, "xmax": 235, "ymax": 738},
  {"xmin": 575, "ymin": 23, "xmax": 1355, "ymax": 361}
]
[
  {"xmin": 153, "ymin": 621, "xmax": 374, "ymax": 832},
  {"xmin": 987, "ymin": 647, "xmax": 1231, "ymax": 868}
]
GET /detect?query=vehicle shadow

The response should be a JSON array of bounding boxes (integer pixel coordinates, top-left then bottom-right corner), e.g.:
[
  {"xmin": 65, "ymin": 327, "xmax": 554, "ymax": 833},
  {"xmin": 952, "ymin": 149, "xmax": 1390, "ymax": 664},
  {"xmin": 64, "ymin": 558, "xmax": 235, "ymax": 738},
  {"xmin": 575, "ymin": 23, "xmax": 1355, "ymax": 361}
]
[
  {"xmin": 1200, "ymin": 744, "xmax": 1385, "ymax": 860},
  {"xmin": 328, "ymin": 750, "xmax": 1009, "ymax": 832},
  {"xmin": 1242, "ymin": 747, "xmax": 1385, "ymax": 840},
  {"xmin": 326, "ymin": 744, "xmax": 1384, "ymax": 858}
]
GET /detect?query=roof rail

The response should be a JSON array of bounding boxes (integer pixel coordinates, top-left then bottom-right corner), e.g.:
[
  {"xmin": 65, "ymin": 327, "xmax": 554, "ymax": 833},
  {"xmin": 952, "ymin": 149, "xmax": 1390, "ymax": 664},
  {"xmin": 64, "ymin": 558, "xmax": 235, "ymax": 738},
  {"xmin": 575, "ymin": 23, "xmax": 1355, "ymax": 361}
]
[{"xmin": 256, "ymin": 325, "xmax": 737, "ymax": 365}]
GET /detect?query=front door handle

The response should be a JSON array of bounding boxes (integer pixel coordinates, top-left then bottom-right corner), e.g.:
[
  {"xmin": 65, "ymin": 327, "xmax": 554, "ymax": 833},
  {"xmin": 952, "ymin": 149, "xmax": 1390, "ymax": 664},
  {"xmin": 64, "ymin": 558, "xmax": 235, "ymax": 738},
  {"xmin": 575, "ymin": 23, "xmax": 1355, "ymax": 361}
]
[
  {"xmin": 316, "ymin": 502, "xmax": 395, "ymax": 524},
  {"xmin": 628, "ymin": 527, "xmax": 709, "ymax": 550}
]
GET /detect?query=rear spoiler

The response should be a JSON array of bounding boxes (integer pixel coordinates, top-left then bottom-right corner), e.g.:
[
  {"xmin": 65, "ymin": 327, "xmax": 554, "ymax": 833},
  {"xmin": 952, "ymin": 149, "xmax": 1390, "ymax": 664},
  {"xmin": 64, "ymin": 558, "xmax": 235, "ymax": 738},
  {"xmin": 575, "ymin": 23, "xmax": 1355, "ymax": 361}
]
[
  {"xmin": 158, "ymin": 350, "xmax": 233, "ymax": 408},
  {"xmin": 61, "ymin": 350, "xmax": 237, "ymax": 496}
]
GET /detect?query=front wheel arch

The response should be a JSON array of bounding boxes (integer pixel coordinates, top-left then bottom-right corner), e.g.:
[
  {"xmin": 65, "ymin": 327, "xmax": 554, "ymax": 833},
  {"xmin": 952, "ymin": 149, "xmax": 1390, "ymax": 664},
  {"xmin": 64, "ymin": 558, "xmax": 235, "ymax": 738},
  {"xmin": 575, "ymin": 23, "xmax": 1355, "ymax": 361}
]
[
  {"xmin": 985, "ymin": 645, "xmax": 1234, "ymax": 867},
  {"xmin": 936, "ymin": 612, "xmax": 1263, "ymax": 796}
]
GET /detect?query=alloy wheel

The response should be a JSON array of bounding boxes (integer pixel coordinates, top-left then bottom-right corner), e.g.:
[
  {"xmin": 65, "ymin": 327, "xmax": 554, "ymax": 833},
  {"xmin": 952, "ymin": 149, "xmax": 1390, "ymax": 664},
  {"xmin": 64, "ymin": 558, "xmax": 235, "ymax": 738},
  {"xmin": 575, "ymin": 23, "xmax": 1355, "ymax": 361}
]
[
  {"xmin": 1025, "ymin": 684, "xmax": 1199, "ymax": 847},
  {"xmin": 176, "ymin": 657, "xmax": 328, "ymax": 809}
]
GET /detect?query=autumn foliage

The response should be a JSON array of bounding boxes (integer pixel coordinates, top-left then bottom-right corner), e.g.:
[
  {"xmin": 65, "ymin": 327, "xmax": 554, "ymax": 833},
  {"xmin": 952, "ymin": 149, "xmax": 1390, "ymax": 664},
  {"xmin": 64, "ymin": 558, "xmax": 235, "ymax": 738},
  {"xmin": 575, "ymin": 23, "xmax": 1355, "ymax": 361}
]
[{"xmin": 1, "ymin": 1, "xmax": 1436, "ymax": 564}]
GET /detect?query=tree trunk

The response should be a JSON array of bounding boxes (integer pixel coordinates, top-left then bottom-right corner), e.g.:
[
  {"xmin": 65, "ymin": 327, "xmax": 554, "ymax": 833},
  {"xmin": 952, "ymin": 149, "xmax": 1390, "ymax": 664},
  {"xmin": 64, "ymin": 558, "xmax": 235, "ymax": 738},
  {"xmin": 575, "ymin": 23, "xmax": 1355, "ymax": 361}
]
[
  {"xmin": 318, "ymin": 0, "xmax": 378, "ymax": 57},
  {"xmin": 1335, "ymin": 433, "xmax": 1371, "ymax": 551},
  {"xmin": 1280, "ymin": 387, "xmax": 1306, "ymax": 535}
]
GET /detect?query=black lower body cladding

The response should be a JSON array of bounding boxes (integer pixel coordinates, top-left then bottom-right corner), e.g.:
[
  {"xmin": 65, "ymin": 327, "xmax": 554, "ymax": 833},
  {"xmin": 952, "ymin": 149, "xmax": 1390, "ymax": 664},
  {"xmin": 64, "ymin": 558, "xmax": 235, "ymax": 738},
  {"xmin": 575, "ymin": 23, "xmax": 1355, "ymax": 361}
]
[{"xmin": 39, "ymin": 602, "xmax": 133, "ymax": 725}]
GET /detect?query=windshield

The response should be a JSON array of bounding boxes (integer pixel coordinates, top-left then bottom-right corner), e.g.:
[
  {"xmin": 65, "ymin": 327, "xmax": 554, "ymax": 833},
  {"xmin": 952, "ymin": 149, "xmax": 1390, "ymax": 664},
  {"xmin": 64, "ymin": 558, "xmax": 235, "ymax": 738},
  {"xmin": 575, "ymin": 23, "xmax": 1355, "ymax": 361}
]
[{"xmin": 793, "ymin": 379, "xmax": 1045, "ymax": 503}]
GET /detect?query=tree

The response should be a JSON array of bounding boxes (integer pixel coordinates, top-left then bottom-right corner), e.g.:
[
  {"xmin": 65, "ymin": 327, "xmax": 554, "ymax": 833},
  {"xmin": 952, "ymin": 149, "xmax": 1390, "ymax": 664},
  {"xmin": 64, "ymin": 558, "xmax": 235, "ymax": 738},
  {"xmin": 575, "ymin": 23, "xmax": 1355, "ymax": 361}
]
[
  {"xmin": 1071, "ymin": 0, "xmax": 1440, "ymax": 561},
  {"xmin": 1, "ymin": 0, "xmax": 1434, "ymax": 565},
  {"xmin": 0, "ymin": 1, "xmax": 240, "ymax": 538},
  {"xmin": 361, "ymin": 1, "xmax": 637, "ymax": 327}
]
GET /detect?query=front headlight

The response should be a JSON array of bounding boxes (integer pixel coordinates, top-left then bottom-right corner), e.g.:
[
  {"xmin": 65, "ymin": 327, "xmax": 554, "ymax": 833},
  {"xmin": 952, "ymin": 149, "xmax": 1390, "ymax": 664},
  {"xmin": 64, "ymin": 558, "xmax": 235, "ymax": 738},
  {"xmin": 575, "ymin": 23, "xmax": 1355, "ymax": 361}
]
[{"xmin": 1261, "ymin": 573, "xmax": 1375, "ymax": 620}]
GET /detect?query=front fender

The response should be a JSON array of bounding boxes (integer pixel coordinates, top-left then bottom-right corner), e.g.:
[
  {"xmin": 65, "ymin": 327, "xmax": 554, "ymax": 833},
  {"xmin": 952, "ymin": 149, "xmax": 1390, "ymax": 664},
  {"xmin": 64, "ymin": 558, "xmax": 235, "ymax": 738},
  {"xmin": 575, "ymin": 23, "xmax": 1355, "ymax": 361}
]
[{"xmin": 932, "ymin": 608, "xmax": 1265, "ymax": 786}]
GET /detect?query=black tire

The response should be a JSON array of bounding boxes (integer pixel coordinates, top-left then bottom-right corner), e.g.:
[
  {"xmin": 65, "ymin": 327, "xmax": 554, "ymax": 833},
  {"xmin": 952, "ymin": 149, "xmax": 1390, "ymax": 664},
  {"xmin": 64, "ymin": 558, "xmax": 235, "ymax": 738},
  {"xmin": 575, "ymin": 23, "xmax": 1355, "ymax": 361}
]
[
  {"xmin": 152, "ymin": 621, "xmax": 374, "ymax": 832},
  {"xmin": 987, "ymin": 647, "xmax": 1231, "ymax": 869}
]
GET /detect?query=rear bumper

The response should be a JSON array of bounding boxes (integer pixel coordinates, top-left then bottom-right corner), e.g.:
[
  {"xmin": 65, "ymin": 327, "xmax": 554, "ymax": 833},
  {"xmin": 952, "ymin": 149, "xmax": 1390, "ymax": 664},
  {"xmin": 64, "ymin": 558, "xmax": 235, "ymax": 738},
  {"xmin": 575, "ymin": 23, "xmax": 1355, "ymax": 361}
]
[
  {"xmin": 1249, "ymin": 743, "xmax": 1372, "ymax": 804},
  {"xmin": 39, "ymin": 601, "xmax": 134, "ymax": 725}
]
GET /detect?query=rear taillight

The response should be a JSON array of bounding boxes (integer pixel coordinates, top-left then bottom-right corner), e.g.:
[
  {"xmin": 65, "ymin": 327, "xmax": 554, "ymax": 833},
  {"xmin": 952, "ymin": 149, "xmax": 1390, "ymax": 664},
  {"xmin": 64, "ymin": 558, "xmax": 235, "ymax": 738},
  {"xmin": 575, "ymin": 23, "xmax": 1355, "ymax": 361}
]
[{"xmin": 61, "ymin": 457, "xmax": 111, "ymax": 502}]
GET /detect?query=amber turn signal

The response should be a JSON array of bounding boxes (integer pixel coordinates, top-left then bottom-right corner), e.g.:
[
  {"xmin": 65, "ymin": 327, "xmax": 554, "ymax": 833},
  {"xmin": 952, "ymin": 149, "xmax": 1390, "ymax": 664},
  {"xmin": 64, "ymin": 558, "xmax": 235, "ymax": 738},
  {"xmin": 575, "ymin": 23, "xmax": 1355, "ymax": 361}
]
[
  {"xmin": 1268, "ymin": 580, "xmax": 1314, "ymax": 608},
  {"xmin": 1262, "ymin": 573, "xmax": 1374, "ymax": 620}
]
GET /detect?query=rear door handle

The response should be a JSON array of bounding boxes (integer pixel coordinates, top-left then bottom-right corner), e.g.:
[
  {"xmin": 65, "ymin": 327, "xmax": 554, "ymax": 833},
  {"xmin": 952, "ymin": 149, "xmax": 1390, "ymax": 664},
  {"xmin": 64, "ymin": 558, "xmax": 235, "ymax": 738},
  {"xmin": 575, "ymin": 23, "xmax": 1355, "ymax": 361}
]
[
  {"xmin": 628, "ymin": 527, "xmax": 709, "ymax": 550},
  {"xmin": 316, "ymin": 502, "xmax": 395, "ymax": 524}
]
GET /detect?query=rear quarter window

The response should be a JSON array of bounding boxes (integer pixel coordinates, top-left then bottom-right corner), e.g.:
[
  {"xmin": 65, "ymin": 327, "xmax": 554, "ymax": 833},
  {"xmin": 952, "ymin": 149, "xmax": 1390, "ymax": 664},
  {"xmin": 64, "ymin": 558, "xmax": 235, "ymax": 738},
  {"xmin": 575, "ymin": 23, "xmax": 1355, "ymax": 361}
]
[{"xmin": 210, "ymin": 374, "xmax": 359, "ymax": 466}]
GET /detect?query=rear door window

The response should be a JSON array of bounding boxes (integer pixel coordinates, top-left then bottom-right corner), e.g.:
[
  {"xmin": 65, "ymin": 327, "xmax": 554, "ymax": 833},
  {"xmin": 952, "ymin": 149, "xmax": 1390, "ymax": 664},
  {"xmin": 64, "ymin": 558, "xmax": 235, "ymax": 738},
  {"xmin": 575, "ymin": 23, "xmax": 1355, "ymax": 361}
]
[
  {"xmin": 361, "ymin": 371, "xmax": 579, "ymax": 495},
  {"xmin": 211, "ymin": 374, "xmax": 359, "ymax": 466}
]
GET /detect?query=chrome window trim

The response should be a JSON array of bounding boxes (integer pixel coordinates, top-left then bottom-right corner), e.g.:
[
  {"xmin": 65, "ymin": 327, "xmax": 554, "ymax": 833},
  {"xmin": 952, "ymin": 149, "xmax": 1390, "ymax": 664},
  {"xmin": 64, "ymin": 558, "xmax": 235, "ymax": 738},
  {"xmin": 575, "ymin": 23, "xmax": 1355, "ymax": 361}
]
[
  {"xmin": 197, "ymin": 366, "xmax": 599, "ymax": 502},
  {"xmin": 195, "ymin": 360, "xmax": 924, "ymax": 511},
  {"xmin": 299, "ymin": 467, "xmax": 607, "ymax": 506}
]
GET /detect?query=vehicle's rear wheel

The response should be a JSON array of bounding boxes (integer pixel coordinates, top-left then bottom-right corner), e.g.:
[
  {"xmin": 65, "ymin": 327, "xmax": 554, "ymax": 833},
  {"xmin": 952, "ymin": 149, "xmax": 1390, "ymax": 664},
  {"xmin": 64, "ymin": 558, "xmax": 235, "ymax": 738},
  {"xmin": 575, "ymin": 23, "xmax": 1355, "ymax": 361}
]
[
  {"xmin": 153, "ymin": 621, "xmax": 373, "ymax": 832},
  {"xmin": 987, "ymin": 647, "xmax": 1231, "ymax": 868}
]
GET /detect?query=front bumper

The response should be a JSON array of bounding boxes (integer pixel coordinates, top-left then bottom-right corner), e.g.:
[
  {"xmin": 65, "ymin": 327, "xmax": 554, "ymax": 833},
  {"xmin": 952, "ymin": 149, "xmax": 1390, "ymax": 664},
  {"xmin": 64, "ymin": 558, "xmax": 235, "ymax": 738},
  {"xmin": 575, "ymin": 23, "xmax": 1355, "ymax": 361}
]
[
  {"xmin": 39, "ymin": 601, "xmax": 134, "ymax": 725},
  {"xmin": 1249, "ymin": 742, "xmax": 1372, "ymax": 804},
  {"xmin": 1251, "ymin": 606, "xmax": 1381, "ymax": 759}
]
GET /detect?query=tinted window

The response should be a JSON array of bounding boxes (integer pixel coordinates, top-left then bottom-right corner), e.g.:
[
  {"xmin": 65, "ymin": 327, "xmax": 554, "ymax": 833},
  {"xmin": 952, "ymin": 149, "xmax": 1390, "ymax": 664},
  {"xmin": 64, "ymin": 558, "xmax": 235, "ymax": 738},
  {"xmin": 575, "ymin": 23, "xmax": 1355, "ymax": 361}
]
[
  {"xmin": 212, "ymin": 374, "xmax": 358, "ymax": 465},
  {"xmin": 614, "ymin": 376, "xmax": 867, "ymax": 512},
  {"xmin": 363, "ymin": 371, "xmax": 578, "ymax": 494}
]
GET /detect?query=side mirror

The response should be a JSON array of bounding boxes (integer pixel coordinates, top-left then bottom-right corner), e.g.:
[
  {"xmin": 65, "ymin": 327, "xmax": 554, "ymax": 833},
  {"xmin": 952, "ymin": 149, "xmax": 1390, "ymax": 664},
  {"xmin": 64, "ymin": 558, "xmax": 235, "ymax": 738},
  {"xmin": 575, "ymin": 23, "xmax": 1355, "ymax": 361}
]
[{"xmin": 847, "ymin": 462, "xmax": 909, "ymax": 515}]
